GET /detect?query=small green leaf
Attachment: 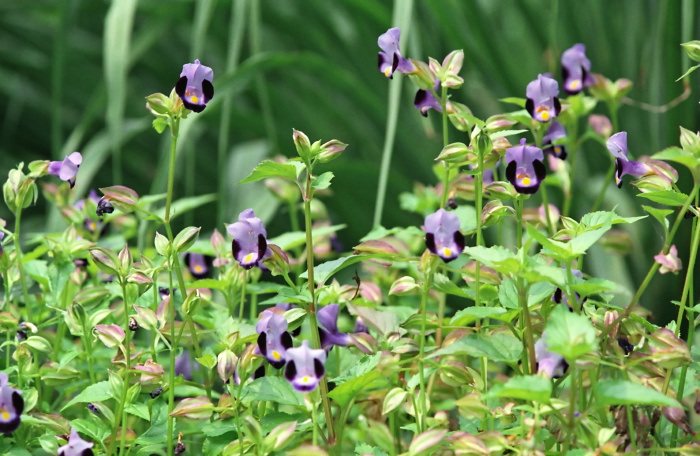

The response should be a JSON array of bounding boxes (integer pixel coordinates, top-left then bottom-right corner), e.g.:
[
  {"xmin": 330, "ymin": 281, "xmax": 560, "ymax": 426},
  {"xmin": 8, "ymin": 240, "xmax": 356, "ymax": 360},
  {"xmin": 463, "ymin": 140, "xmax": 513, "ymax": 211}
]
[
  {"xmin": 489, "ymin": 129, "xmax": 528, "ymax": 140},
  {"xmin": 652, "ymin": 146, "xmax": 700, "ymax": 171},
  {"xmin": 126, "ymin": 403, "xmax": 150, "ymax": 421},
  {"xmin": 486, "ymin": 375, "xmax": 552, "ymax": 403},
  {"xmin": 637, "ymin": 190, "xmax": 689, "ymax": 206},
  {"xmin": 595, "ymin": 379, "xmax": 681, "ymax": 408},
  {"xmin": 328, "ymin": 371, "xmax": 385, "ymax": 409},
  {"xmin": 62, "ymin": 381, "xmax": 113, "ymax": 411},
  {"xmin": 545, "ymin": 305, "xmax": 597, "ymax": 360},
  {"xmin": 238, "ymin": 160, "xmax": 304, "ymax": 184},
  {"xmin": 677, "ymin": 63, "xmax": 700, "ymax": 81},
  {"xmin": 464, "ymin": 246, "xmax": 521, "ymax": 275},
  {"xmin": 311, "ymin": 172, "xmax": 334, "ymax": 190},
  {"xmin": 499, "ymin": 97, "xmax": 526, "ymax": 108},
  {"xmin": 427, "ymin": 334, "xmax": 522, "ymax": 363},
  {"xmin": 196, "ymin": 353, "xmax": 217, "ymax": 369},
  {"xmin": 243, "ymin": 377, "xmax": 305, "ymax": 408},
  {"xmin": 642, "ymin": 205, "xmax": 673, "ymax": 230},
  {"xmin": 152, "ymin": 118, "xmax": 168, "ymax": 134}
]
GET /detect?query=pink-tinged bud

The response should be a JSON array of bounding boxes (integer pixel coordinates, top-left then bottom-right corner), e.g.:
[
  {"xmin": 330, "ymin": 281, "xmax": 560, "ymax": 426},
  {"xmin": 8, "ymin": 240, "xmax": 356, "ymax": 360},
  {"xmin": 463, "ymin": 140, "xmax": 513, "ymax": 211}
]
[
  {"xmin": 264, "ymin": 421, "xmax": 297, "ymax": 451},
  {"xmin": 89, "ymin": 247, "xmax": 120, "ymax": 276},
  {"xmin": 170, "ymin": 396, "xmax": 214, "ymax": 420},
  {"xmin": 359, "ymin": 282, "xmax": 382, "ymax": 303},
  {"xmin": 263, "ymin": 244, "xmax": 290, "ymax": 276},
  {"xmin": 485, "ymin": 115, "xmax": 518, "ymax": 132},
  {"xmin": 435, "ymin": 142, "xmax": 469, "ymax": 163},
  {"xmin": 349, "ymin": 332, "xmax": 377, "ymax": 355},
  {"xmin": 662, "ymin": 406, "xmax": 693, "ymax": 434},
  {"xmin": 484, "ymin": 181, "xmax": 518, "ymax": 200},
  {"xmin": 648, "ymin": 328, "xmax": 691, "ymax": 368},
  {"xmin": 447, "ymin": 431, "xmax": 490, "ymax": 455},
  {"xmin": 352, "ymin": 239, "xmax": 399, "ymax": 256},
  {"xmin": 292, "ymin": 129, "xmax": 312, "ymax": 162},
  {"xmin": 481, "ymin": 200, "xmax": 515, "ymax": 228},
  {"xmin": 99, "ymin": 185, "xmax": 139, "ymax": 213},
  {"xmin": 654, "ymin": 245, "xmax": 682, "ymax": 274},
  {"xmin": 523, "ymin": 204, "xmax": 560, "ymax": 229},
  {"xmin": 439, "ymin": 360, "xmax": 472, "ymax": 387},
  {"xmin": 589, "ymin": 115, "xmax": 613, "ymax": 138},
  {"xmin": 217, "ymin": 349, "xmax": 238, "ymax": 383},
  {"xmin": 389, "ymin": 276, "xmax": 419, "ymax": 296},
  {"xmin": 127, "ymin": 272, "xmax": 153, "ymax": 285},
  {"xmin": 133, "ymin": 305, "xmax": 159, "ymax": 331},
  {"xmin": 94, "ymin": 324, "xmax": 125, "ymax": 348},
  {"xmin": 317, "ymin": 140, "xmax": 347, "ymax": 163},
  {"xmin": 134, "ymin": 359, "xmax": 165, "ymax": 384},
  {"xmin": 441, "ymin": 50, "xmax": 465, "ymax": 87},
  {"xmin": 409, "ymin": 429, "xmax": 448, "ymax": 456},
  {"xmin": 156, "ymin": 296, "xmax": 171, "ymax": 329},
  {"xmin": 145, "ymin": 93, "xmax": 172, "ymax": 116},
  {"xmin": 679, "ymin": 126, "xmax": 700, "ymax": 156},
  {"xmin": 210, "ymin": 228, "xmax": 225, "ymax": 251},
  {"xmin": 604, "ymin": 310, "xmax": 620, "ymax": 339},
  {"xmin": 118, "ymin": 244, "xmax": 132, "ymax": 273}
]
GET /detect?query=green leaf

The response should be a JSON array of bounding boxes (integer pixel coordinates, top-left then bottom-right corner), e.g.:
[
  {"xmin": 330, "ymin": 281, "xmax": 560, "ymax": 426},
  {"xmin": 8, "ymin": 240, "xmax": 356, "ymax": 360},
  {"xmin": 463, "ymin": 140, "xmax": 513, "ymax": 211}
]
[
  {"xmin": 486, "ymin": 375, "xmax": 552, "ymax": 403},
  {"xmin": 196, "ymin": 353, "xmax": 217, "ymax": 369},
  {"xmin": 238, "ymin": 160, "xmax": 304, "ymax": 184},
  {"xmin": 328, "ymin": 371, "xmax": 385, "ymax": 409},
  {"xmin": 311, "ymin": 172, "xmax": 334, "ymax": 190},
  {"xmin": 432, "ymin": 273, "xmax": 471, "ymax": 298},
  {"xmin": 652, "ymin": 146, "xmax": 700, "ymax": 171},
  {"xmin": 545, "ymin": 305, "xmax": 597, "ymax": 360},
  {"xmin": 301, "ymin": 254, "xmax": 385, "ymax": 284},
  {"xmin": 427, "ymin": 333, "xmax": 522, "ymax": 363},
  {"xmin": 243, "ymin": 377, "xmax": 305, "ymax": 408},
  {"xmin": 62, "ymin": 381, "xmax": 113, "ymax": 411},
  {"xmin": 152, "ymin": 118, "xmax": 168, "ymax": 134},
  {"xmin": 355, "ymin": 442, "xmax": 389, "ymax": 456},
  {"xmin": 464, "ymin": 245, "xmax": 521, "ymax": 275},
  {"xmin": 150, "ymin": 194, "xmax": 216, "ymax": 221},
  {"xmin": 135, "ymin": 403, "xmax": 168, "ymax": 445},
  {"xmin": 489, "ymin": 129, "xmax": 528, "ymax": 140},
  {"xmin": 70, "ymin": 418, "xmax": 110, "ymax": 443},
  {"xmin": 676, "ymin": 63, "xmax": 700, "ymax": 82},
  {"xmin": 637, "ymin": 190, "xmax": 689, "ymax": 207},
  {"xmin": 268, "ymin": 224, "xmax": 346, "ymax": 251},
  {"xmin": 499, "ymin": 97, "xmax": 526, "ymax": 108},
  {"xmin": 642, "ymin": 205, "xmax": 673, "ymax": 231},
  {"xmin": 126, "ymin": 403, "xmax": 150, "ymax": 421},
  {"xmin": 450, "ymin": 307, "xmax": 508, "ymax": 326},
  {"xmin": 595, "ymin": 379, "xmax": 681, "ymax": 408}
]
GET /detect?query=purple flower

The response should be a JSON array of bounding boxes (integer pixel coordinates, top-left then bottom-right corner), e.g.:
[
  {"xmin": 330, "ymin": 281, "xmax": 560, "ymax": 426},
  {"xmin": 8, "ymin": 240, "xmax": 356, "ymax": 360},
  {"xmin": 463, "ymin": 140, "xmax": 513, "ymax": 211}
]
[
  {"xmin": 0, "ymin": 373, "xmax": 23, "ymax": 434},
  {"xmin": 0, "ymin": 232, "xmax": 4, "ymax": 256},
  {"xmin": 58, "ymin": 428, "xmax": 94, "ymax": 456},
  {"xmin": 76, "ymin": 190, "xmax": 103, "ymax": 233},
  {"xmin": 552, "ymin": 269, "xmax": 585, "ymax": 309},
  {"xmin": 256, "ymin": 310, "xmax": 293, "ymax": 369},
  {"xmin": 175, "ymin": 59, "xmax": 214, "ymax": 113},
  {"xmin": 377, "ymin": 27, "xmax": 415, "ymax": 78},
  {"xmin": 96, "ymin": 197, "xmax": 114, "ymax": 217},
  {"xmin": 606, "ymin": 132, "xmax": 653, "ymax": 188},
  {"xmin": 561, "ymin": 44, "xmax": 594, "ymax": 95},
  {"xmin": 318, "ymin": 304, "xmax": 351, "ymax": 349},
  {"xmin": 414, "ymin": 80, "xmax": 442, "ymax": 117},
  {"xmin": 535, "ymin": 336, "xmax": 567, "ymax": 379},
  {"xmin": 184, "ymin": 253, "xmax": 211, "ymax": 279},
  {"xmin": 228, "ymin": 209, "xmax": 272, "ymax": 270},
  {"xmin": 505, "ymin": 138, "xmax": 546, "ymax": 194},
  {"xmin": 654, "ymin": 245, "xmax": 682, "ymax": 274},
  {"xmin": 525, "ymin": 74, "xmax": 561, "ymax": 123},
  {"xmin": 424, "ymin": 208, "xmax": 465, "ymax": 262},
  {"xmin": 175, "ymin": 350, "xmax": 198, "ymax": 381},
  {"xmin": 48, "ymin": 152, "xmax": 82, "ymax": 188},
  {"xmin": 542, "ymin": 121, "xmax": 567, "ymax": 160},
  {"xmin": 284, "ymin": 340, "xmax": 326, "ymax": 392}
]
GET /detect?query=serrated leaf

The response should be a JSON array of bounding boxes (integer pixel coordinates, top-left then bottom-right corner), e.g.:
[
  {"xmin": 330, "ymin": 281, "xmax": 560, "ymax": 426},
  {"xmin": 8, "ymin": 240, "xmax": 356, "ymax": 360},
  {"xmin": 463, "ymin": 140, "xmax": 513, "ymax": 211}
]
[
  {"xmin": 545, "ymin": 305, "xmax": 597, "ymax": 360},
  {"xmin": 652, "ymin": 146, "xmax": 700, "ymax": 171},
  {"xmin": 150, "ymin": 194, "xmax": 216, "ymax": 221},
  {"xmin": 243, "ymin": 377, "xmax": 305, "ymax": 408},
  {"xmin": 62, "ymin": 381, "xmax": 113, "ymax": 411},
  {"xmin": 311, "ymin": 172, "xmax": 334, "ymax": 190},
  {"xmin": 485, "ymin": 375, "xmax": 552, "ymax": 403},
  {"xmin": 637, "ymin": 190, "xmax": 689, "ymax": 206},
  {"xmin": 489, "ymin": 129, "xmax": 528, "ymax": 140},
  {"xmin": 427, "ymin": 333, "xmax": 522, "ymax": 363},
  {"xmin": 464, "ymin": 246, "xmax": 521, "ymax": 275},
  {"xmin": 595, "ymin": 379, "xmax": 681, "ymax": 408},
  {"xmin": 328, "ymin": 371, "xmax": 385, "ymax": 409}
]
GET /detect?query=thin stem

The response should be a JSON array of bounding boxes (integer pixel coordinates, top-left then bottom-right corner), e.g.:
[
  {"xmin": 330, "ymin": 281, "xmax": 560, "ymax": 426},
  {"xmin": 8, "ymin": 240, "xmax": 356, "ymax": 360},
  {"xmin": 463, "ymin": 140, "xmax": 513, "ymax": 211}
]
[
  {"xmin": 439, "ymin": 84, "xmax": 450, "ymax": 209},
  {"xmin": 119, "ymin": 280, "xmax": 132, "ymax": 456},
  {"xmin": 517, "ymin": 279, "xmax": 536, "ymax": 374},
  {"xmin": 13, "ymin": 209, "xmax": 32, "ymax": 324},
  {"xmin": 515, "ymin": 197, "xmax": 524, "ymax": 250},
  {"xmin": 166, "ymin": 267, "xmax": 176, "ymax": 456},
  {"xmin": 590, "ymin": 163, "xmax": 615, "ymax": 213},
  {"xmin": 417, "ymin": 270, "xmax": 434, "ymax": 432},
  {"xmin": 239, "ymin": 270, "xmax": 248, "ymax": 321},
  {"xmin": 303, "ymin": 171, "xmax": 336, "ymax": 444}
]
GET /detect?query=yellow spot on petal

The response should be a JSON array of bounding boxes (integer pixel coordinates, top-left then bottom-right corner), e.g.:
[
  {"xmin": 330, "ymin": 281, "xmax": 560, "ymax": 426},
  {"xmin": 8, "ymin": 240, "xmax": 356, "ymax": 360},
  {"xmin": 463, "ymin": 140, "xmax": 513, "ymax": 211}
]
[
  {"xmin": 384, "ymin": 67, "xmax": 392, "ymax": 78},
  {"xmin": 302, "ymin": 376, "xmax": 310, "ymax": 384},
  {"xmin": 570, "ymin": 80, "xmax": 581, "ymax": 90},
  {"xmin": 442, "ymin": 247, "xmax": 452, "ymax": 258},
  {"xmin": 521, "ymin": 177, "xmax": 532, "ymax": 186},
  {"xmin": 272, "ymin": 351, "xmax": 281, "ymax": 361},
  {"xmin": 194, "ymin": 265, "xmax": 203, "ymax": 273},
  {"xmin": 190, "ymin": 95, "xmax": 199, "ymax": 103},
  {"xmin": 554, "ymin": 146, "xmax": 561, "ymax": 154},
  {"xmin": 0, "ymin": 409, "xmax": 8, "ymax": 421},
  {"xmin": 89, "ymin": 222, "xmax": 96, "ymax": 232},
  {"xmin": 541, "ymin": 111, "xmax": 550, "ymax": 121},
  {"xmin": 243, "ymin": 253, "xmax": 255, "ymax": 264}
]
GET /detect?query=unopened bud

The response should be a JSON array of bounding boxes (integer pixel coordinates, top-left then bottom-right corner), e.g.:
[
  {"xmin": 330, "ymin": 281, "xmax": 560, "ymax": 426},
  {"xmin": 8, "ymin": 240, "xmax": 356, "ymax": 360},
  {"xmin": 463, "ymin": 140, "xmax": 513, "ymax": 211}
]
[{"xmin": 217, "ymin": 349, "xmax": 238, "ymax": 383}]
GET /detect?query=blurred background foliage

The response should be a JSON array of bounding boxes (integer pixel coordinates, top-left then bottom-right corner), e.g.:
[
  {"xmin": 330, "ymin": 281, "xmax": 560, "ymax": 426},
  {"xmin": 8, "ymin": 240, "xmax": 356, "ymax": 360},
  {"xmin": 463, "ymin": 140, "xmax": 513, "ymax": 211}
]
[{"xmin": 0, "ymin": 0, "xmax": 698, "ymax": 323}]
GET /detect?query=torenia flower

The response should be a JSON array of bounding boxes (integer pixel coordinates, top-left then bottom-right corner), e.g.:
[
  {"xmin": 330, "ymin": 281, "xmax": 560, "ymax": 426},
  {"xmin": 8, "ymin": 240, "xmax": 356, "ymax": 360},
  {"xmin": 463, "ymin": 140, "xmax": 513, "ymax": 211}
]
[
  {"xmin": 606, "ymin": 132, "xmax": 653, "ymax": 188},
  {"xmin": 318, "ymin": 304, "xmax": 351, "ymax": 349},
  {"xmin": 228, "ymin": 209, "xmax": 272, "ymax": 270},
  {"xmin": 505, "ymin": 138, "xmax": 546, "ymax": 194},
  {"xmin": 58, "ymin": 428, "xmax": 94, "ymax": 456},
  {"xmin": 48, "ymin": 152, "xmax": 82, "ymax": 188},
  {"xmin": 542, "ymin": 121, "xmax": 567, "ymax": 160},
  {"xmin": 256, "ymin": 310, "xmax": 293, "ymax": 369},
  {"xmin": 561, "ymin": 44, "xmax": 594, "ymax": 95},
  {"xmin": 535, "ymin": 336, "xmax": 567, "ymax": 379},
  {"xmin": 175, "ymin": 59, "xmax": 214, "ymax": 113},
  {"xmin": 525, "ymin": 74, "xmax": 561, "ymax": 123},
  {"xmin": 414, "ymin": 79, "xmax": 443, "ymax": 117},
  {"xmin": 0, "ymin": 373, "xmax": 23, "ymax": 434},
  {"xmin": 424, "ymin": 208, "xmax": 465, "ymax": 263},
  {"xmin": 284, "ymin": 340, "xmax": 327, "ymax": 392},
  {"xmin": 654, "ymin": 245, "xmax": 682, "ymax": 274},
  {"xmin": 184, "ymin": 253, "xmax": 211, "ymax": 279},
  {"xmin": 377, "ymin": 27, "xmax": 415, "ymax": 78}
]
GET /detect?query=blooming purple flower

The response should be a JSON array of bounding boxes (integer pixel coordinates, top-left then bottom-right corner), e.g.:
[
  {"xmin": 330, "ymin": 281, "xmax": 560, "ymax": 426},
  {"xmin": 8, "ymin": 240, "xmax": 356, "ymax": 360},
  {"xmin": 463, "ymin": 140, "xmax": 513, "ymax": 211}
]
[
  {"xmin": 414, "ymin": 80, "xmax": 442, "ymax": 117},
  {"xmin": 58, "ymin": 428, "xmax": 94, "ymax": 456},
  {"xmin": 175, "ymin": 59, "xmax": 214, "ymax": 113},
  {"xmin": 284, "ymin": 340, "xmax": 327, "ymax": 392},
  {"xmin": 535, "ymin": 337, "xmax": 567, "ymax": 379},
  {"xmin": 606, "ymin": 132, "xmax": 653, "ymax": 188},
  {"xmin": 0, "ymin": 373, "xmax": 23, "ymax": 434},
  {"xmin": 377, "ymin": 27, "xmax": 415, "ymax": 78},
  {"xmin": 256, "ymin": 310, "xmax": 293, "ymax": 369},
  {"xmin": 184, "ymin": 253, "xmax": 211, "ymax": 279},
  {"xmin": 48, "ymin": 152, "xmax": 82, "ymax": 188},
  {"xmin": 318, "ymin": 304, "xmax": 351, "ymax": 349},
  {"xmin": 525, "ymin": 74, "xmax": 561, "ymax": 123},
  {"xmin": 505, "ymin": 138, "xmax": 546, "ymax": 194},
  {"xmin": 228, "ymin": 209, "xmax": 272, "ymax": 270},
  {"xmin": 424, "ymin": 208, "xmax": 465, "ymax": 263},
  {"xmin": 76, "ymin": 190, "xmax": 103, "ymax": 233},
  {"xmin": 542, "ymin": 121, "xmax": 567, "ymax": 160},
  {"xmin": 561, "ymin": 44, "xmax": 594, "ymax": 95}
]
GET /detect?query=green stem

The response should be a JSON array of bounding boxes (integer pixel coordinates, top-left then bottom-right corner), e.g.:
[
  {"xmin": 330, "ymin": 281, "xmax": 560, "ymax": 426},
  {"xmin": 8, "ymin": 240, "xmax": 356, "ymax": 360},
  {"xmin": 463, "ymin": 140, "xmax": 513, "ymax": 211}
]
[
  {"xmin": 417, "ymin": 269, "xmax": 435, "ymax": 433},
  {"xmin": 590, "ymin": 163, "xmax": 615, "ymax": 213},
  {"xmin": 239, "ymin": 270, "xmax": 248, "ymax": 321},
  {"xmin": 673, "ymin": 215, "xmax": 700, "ymax": 337},
  {"xmin": 108, "ymin": 279, "xmax": 132, "ymax": 456},
  {"xmin": 517, "ymin": 279, "xmax": 536, "ymax": 374},
  {"xmin": 515, "ymin": 196, "xmax": 524, "ymax": 250},
  {"xmin": 13, "ymin": 209, "xmax": 32, "ymax": 324},
  {"xmin": 302, "ymin": 171, "xmax": 336, "ymax": 444},
  {"xmin": 166, "ymin": 268, "xmax": 176, "ymax": 456},
  {"xmin": 439, "ymin": 85, "xmax": 450, "ymax": 209}
]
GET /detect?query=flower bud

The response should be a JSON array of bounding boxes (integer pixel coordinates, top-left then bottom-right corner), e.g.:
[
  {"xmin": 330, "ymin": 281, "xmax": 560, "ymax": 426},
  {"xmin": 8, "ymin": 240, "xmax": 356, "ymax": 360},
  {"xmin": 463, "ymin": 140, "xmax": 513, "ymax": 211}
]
[
  {"xmin": 99, "ymin": 185, "xmax": 139, "ymax": 213},
  {"xmin": 317, "ymin": 140, "xmax": 347, "ymax": 163},
  {"xmin": 89, "ymin": 247, "xmax": 120, "ymax": 276},
  {"xmin": 263, "ymin": 244, "xmax": 290, "ymax": 277},
  {"xmin": 389, "ymin": 276, "xmax": 419, "ymax": 296},
  {"xmin": 663, "ymin": 406, "xmax": 693, "ymax": 434},
  {"xmin": 648, "ymin": 328, "xmax": 691, "ymax": 368},
  {"xmin": 135, "ymin": 359, "xmax": 165, "ymax": 384},
  {"xmin": 217, "ymin": 349, "xmax": 238, "ymax": 383},
  {"xmin": 170, "ymin": 396, "xmax": 214, "ymax": 420},
  {"xmin": 94, "ymin": 324, "xmax": 125, "ymax": 348},
  {"xmin": 588, "ymin": 115, "xmax": 612, "ymax": 138},
  {"xmin": 292, "ymin": 129, "xmax": 312, "ymax": 162}
]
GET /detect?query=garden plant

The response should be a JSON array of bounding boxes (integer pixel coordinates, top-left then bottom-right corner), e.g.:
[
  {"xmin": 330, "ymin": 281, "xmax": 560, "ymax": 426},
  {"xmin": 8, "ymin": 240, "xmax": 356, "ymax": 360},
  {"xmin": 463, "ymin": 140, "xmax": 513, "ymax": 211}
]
[{"xmin": 3, "ymin": 1, "xmax": 700, "ymax": 455}]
